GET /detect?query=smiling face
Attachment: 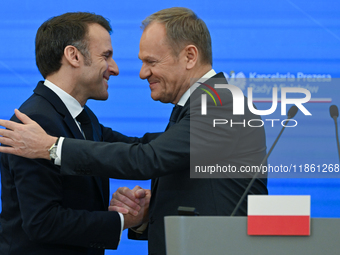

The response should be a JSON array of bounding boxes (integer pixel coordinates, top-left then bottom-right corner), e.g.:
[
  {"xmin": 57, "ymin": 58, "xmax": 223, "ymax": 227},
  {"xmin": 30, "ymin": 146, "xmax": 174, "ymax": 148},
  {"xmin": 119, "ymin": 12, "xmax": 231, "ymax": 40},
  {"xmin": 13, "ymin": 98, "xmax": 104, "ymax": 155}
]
[
  {"xmin": 138, "ymin": 22, "xmax": 190, "ymax": 104},
  {"xmin": 79, "ymin": 23, "xmax": 119, "ymax": 102}
]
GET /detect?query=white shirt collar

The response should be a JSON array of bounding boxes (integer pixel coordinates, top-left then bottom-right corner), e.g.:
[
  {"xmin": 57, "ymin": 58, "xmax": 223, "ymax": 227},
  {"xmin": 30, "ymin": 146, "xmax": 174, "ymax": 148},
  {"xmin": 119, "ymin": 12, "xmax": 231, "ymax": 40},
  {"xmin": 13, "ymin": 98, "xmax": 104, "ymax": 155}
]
[
  {"xmin": 177, "ymin": 69, "xmax": 216, "ymax": 106},
  {"xmin": 44, "ymin": 80, "xmax": 83, "ymax": 118}
]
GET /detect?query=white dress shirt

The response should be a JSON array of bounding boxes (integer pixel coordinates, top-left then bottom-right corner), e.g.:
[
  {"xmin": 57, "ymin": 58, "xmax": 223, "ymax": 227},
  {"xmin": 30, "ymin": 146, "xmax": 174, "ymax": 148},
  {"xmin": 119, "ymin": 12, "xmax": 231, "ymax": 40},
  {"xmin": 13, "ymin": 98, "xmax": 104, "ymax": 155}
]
[{"xmin": 177, "ymin": 69, "xmax": 216, "ymax": 106}]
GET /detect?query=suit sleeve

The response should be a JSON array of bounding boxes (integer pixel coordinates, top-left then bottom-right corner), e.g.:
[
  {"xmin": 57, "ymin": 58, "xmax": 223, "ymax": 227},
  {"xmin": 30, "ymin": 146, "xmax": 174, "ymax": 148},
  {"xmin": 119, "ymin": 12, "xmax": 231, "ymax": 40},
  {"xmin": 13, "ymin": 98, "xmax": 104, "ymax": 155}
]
[
  {"xmin": 60, "ymin": 86, "xmax": 266, "ymax": 180},
  {"xmin": 101, "ymin": 124, "xmax": 161, "ymax": 144},
  {"xmin": 60, "ymin": 110, "xmax": 190, "ymax": 179},
  {"xmin": 8, "ymin": 113, "xmax": 121, "ymax": 249},
  {"xmin": 84, "ymin": 105, "xmax": 161, "ymax": 144},
  {"xmin": 128, "ymin": 227, "xmax": 148, "ymax": 240}
]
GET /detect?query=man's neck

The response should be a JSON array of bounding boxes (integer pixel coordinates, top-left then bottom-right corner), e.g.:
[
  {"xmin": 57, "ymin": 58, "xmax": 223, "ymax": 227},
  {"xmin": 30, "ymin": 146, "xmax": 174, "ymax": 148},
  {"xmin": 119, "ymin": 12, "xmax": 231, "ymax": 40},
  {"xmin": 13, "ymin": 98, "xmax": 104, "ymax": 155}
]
[
  {"xmin": 46, "ymin": 73, "xmax": 87, "ymax": 106},
  {"xmin": 176, "ymin": 68, "xmax": 216, "ymax": 106},
  {"xmin": 172, "ymin": 65, "xmax": 212, "ymax": 104},
  {"xmin": 189, "ymin": 65, "xmax": 213, "ymax": 87},
  {"xmin": 43, "ymin": 79, "xmax": 84, "ymax": 119}
]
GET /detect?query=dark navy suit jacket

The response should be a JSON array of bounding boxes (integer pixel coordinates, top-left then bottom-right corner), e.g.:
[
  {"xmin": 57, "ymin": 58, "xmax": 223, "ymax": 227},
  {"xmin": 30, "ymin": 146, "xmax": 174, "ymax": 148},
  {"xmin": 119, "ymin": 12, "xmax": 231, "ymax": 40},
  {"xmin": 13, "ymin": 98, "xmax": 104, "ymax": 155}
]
[{"xmin": 0, "ymin": 82, "xmax": 123, "ymax": 255}]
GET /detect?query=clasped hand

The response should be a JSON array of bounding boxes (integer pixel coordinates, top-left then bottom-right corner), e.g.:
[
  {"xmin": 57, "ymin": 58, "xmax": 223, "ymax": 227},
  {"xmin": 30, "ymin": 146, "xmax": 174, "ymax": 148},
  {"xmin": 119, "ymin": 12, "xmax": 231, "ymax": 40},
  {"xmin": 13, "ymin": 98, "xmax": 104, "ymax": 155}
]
[{"xmin": 109, "ymin": 185, "xmax": 151, "ymax": 230}]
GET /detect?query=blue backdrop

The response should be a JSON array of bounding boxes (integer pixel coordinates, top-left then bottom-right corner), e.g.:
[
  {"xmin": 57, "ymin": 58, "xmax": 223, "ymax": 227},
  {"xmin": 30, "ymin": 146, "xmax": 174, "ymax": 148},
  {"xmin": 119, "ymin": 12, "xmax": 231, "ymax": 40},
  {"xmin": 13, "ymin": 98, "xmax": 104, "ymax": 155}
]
[{"xmin": 1, "ymin": 0, "xmax": 340, "ymax": 254}]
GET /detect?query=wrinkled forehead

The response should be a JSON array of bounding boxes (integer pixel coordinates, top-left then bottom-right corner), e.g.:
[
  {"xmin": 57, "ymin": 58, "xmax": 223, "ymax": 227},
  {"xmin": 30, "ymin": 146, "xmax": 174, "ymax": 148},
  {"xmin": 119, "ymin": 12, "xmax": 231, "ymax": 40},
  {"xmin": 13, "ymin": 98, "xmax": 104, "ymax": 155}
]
[{"xmin": 139, "ymin": 22, "xmax": 173, "ymax": 54}]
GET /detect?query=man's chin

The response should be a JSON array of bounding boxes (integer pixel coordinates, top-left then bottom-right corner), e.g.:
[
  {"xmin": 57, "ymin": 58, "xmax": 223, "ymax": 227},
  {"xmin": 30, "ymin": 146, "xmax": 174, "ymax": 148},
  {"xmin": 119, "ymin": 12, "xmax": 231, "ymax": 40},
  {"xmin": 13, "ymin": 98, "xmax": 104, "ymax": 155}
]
[
  {"xmin": 90, "ymin": 94, "xmax": 109, "ymax": 101},
  {"xmin": 150, "ymin": 93, "xmax": 160, "ymax": 102},
  {"xmin": 151, "ymin": 95, "xmax": 167, "ymax": 103},
  {"xmin": 150, "ymin": 92, "xmax": 172, "ymax": 103}
]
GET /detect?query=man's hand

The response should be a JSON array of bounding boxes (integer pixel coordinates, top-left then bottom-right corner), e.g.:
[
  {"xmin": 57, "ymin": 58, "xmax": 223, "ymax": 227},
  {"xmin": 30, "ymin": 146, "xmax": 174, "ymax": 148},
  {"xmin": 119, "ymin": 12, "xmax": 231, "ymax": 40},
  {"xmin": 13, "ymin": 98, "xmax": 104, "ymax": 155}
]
[
  {"xmin": 0, "ymin": 109, "xmax": 57, "ymax": 159},
  {"xmin": 109, "ymin": 185, "xmax": 151, "ymax": 229}
]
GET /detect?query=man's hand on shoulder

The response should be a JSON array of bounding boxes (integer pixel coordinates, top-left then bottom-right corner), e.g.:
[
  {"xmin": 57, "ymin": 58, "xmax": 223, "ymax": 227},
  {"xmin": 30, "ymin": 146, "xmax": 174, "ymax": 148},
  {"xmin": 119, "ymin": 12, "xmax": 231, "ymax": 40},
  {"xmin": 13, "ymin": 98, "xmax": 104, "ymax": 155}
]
[{"xmin": 0, "ymin": 109, "xmax": 57, "ymax": 160}]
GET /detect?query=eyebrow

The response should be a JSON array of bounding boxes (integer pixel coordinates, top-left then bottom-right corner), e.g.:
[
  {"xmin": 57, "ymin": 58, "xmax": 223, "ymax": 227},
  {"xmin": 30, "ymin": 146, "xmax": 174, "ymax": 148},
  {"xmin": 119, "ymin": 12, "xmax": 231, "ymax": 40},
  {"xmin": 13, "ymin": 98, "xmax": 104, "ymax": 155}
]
[{"xmin": 138, "ymin": 55, "xmax": 156, "ymax": 62}]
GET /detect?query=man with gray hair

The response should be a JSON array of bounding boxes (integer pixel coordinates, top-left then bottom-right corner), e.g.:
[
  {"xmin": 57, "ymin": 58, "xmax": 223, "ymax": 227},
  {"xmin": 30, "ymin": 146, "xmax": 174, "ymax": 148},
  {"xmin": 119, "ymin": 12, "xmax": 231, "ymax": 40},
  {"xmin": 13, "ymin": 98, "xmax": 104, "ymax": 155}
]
[{"xmin": 0, "ymin": 7, "xmax": 268, "ymax": 255}]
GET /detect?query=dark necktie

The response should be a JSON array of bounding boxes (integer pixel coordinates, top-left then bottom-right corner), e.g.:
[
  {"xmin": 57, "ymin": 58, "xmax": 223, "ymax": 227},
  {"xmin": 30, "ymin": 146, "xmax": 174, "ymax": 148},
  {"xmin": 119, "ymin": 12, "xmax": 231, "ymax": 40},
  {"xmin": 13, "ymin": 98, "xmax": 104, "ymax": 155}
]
[
  {"xmin": 76, "ymin": 109, "xmax": 106, "ymax": 207},
  {"xmin": 168, "ymin": 105, "xmax": 183, "ymax": 128},
  {"xmin": 76, "ymin": 109, "xmax": 93, "ymax": 140}
]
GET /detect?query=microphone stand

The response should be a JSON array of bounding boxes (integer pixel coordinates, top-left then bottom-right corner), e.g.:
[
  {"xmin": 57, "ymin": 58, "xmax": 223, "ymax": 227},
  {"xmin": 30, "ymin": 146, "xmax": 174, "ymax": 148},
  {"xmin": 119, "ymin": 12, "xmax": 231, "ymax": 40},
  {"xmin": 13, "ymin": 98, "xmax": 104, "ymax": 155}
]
[{"xmin": 230, "ymin": 106, "xmax": 298, "ymax": 216}]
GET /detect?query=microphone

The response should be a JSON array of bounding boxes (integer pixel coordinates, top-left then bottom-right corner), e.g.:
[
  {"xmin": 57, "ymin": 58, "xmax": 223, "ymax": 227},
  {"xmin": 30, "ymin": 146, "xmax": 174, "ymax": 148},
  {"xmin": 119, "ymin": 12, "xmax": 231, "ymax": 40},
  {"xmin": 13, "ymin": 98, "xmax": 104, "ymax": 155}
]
[
  {"xmin": 288, "ymin": 105, "xmax": 298, "ymax": 119},
  {"xmin": 330, "ymin": 105, "xmax": 339, "ymax": 119},
  {"xmin": 230, "ymin": 105, "xmax": 298, "ymax": 216},
  {"xmin": 329, "ymin": 105, "xmax": 340, "ymax": 162}
]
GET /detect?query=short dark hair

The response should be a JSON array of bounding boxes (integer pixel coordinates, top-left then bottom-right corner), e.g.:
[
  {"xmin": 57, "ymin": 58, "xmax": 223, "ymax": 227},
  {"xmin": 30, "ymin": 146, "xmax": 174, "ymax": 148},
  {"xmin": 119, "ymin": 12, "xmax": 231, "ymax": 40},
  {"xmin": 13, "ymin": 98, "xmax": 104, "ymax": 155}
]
[
  {"xmin": 35, "ymin": 12, "xmax": 112, "ymax": 78},
  {"xmin": 142, "ymin": 7, "xmax": 212, "ymax": 65}
]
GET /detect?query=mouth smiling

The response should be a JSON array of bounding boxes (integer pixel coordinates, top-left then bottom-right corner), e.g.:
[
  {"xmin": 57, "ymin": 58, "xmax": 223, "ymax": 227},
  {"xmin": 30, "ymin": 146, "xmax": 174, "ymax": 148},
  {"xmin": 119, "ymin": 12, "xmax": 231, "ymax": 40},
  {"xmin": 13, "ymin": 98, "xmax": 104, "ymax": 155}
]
[
  {"xmin": 103, "ymin": 74, "xmax": 110, "ymax": 84},
  {"xmin": 148, "ymin": 80, "xmax": 159, "ymax": 89}
]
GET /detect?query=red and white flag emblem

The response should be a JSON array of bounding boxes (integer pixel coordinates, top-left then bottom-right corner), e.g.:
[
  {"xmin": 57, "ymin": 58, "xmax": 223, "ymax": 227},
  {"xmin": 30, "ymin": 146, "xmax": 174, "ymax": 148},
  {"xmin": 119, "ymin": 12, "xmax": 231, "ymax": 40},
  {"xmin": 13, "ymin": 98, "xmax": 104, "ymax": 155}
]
[{"xmin": 247, "ymin": 195, "xmax": 310, "ymax": 236}]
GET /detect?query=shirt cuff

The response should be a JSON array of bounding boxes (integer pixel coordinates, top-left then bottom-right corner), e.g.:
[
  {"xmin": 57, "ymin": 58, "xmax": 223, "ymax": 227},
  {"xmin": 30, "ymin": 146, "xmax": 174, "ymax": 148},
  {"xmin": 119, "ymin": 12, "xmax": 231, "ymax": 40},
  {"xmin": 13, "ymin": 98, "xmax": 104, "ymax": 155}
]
[
  {"xmin": 118, "ymin": 212, "xmax": 124, "ymax": 244},
  {"xmin": 130, "ymin": 222, "xmax": 148, "ymax": 234},
  {"xmin": 55, "ymin": 137, "xmax": 64, "ymax": 166}
]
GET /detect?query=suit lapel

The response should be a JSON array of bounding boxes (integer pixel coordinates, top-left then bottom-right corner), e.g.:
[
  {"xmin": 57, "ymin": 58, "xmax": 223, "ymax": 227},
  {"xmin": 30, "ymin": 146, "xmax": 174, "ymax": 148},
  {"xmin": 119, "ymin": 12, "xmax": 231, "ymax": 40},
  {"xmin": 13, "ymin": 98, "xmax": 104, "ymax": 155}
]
[
  {"xmin": 34, "ymin": 82, "xmax": 84, "ymax": 139},
  {"xmin": 34, "ymin": 82, "xmax": 107, "ymax": 208}
]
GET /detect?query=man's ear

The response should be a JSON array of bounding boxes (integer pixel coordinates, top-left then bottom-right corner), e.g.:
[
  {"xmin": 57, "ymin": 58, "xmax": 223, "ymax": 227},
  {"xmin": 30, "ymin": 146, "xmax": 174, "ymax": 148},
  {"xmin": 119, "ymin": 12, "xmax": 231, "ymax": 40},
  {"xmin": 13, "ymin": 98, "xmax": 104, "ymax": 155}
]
[
  {"xmin": 184, "ymin": 45, "xmax": 198, "ymax": 70},
  {"xmin": 63, "ymin": 45, "xmax": 81, "ymax": 67}
]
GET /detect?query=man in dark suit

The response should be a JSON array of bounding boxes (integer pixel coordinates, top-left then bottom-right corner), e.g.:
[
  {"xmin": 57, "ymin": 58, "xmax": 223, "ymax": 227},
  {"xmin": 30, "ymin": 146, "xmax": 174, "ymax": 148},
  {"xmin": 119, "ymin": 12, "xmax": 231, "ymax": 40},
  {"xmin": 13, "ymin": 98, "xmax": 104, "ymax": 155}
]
[
  {"xmin": 0, "ymin": 8, "xmax": 268, "ymax": 255},
  {"xmin": 0, "ymin": 12, "xmax": 147, "ymax": 254}
]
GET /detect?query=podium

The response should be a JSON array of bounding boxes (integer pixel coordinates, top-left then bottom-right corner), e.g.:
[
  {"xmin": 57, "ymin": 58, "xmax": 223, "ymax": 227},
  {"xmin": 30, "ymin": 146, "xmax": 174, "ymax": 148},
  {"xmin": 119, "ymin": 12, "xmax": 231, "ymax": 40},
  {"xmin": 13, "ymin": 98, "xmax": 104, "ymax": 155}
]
[{"xmin": 164, "ymin": 216, "xmax": 339, "ymax": 255}]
